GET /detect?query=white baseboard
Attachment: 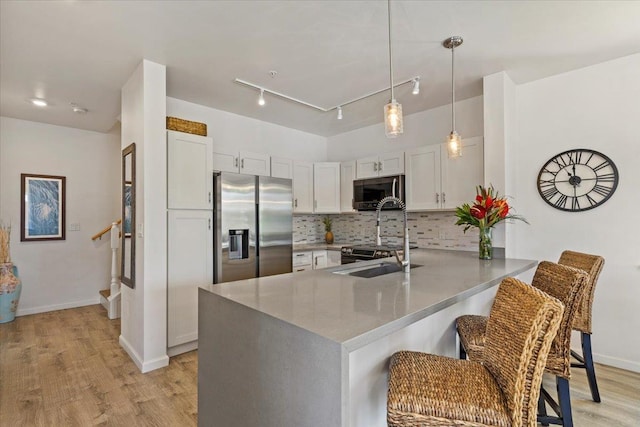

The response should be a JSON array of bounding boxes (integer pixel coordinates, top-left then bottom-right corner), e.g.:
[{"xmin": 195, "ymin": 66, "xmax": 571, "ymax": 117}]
[
  {"xmin": 119, "ymin": 334, "xmax": 144, "ymax": 372},
  {"xmin": 594, "ymin": 352, "xmax": 640, "ymax": 373},
  {"xmin": 16, "ymin": 297, "xmax": 100, "ymax": 317},
  {"xmin": 167, "ymin": 340, "xmax": 198, "ymax": 357},
  {"xmin": 141, "ymin": 354, "xmax": 170, "ymax": 373},
  {"xmin": 119, "ymin": 334, "xmax": 169, "ymax": 374}
]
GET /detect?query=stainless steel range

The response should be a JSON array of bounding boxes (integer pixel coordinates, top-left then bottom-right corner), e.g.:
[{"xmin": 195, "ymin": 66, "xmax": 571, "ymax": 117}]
[{"xmin": 340, "ymin": 245, "xmax": 396, "ymax": 264}]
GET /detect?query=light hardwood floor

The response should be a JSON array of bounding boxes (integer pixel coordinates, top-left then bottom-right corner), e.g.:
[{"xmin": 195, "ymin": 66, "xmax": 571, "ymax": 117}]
[{"xmin": 1, "ymin": 304, "xmax": 638, "ymax": 426}]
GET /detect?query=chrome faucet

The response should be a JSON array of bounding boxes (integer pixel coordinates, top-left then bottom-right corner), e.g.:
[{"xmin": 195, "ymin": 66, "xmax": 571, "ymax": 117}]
[{"xmin": 375, "ymin": 196, "xmax": 410, "ymax": 274}]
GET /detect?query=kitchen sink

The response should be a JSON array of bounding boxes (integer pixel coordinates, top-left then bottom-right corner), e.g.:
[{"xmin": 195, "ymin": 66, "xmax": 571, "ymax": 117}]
[{"xmin": 333, "ymin": 262, "xmax": 422, "ymax": 278}]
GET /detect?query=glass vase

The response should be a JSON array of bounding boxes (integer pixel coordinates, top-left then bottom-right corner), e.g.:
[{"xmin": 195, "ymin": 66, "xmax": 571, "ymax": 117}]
[{"xmin": 478, "ymin": 228, "xmax": 493, "ymax": 260}]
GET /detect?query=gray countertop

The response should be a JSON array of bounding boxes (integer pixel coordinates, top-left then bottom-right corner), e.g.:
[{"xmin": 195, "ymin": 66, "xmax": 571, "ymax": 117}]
[
  {"xmin": 200, "ymin": 249, "xmax": 537, "ymax": 351},
  {"xmin": 293, "ymin": 243, "xmax": 344, "ymax": 251}
]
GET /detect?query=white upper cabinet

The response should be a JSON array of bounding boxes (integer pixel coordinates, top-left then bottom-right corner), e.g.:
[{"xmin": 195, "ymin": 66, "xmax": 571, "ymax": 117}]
[
  {"xmin": 313, "ymin": 162, "xmax": 341, "ymax": 213},
  {"xmin": 167, "ymin": 131, "xmax": 213, "ymax": 210},
  {"xmin": 271, "ymin": 156, "xmax": 293, "ymax": 179},
  {"xmin": 405, "ymin": 144, "xmax": 441, "ymax": 211},
  {"xmin": 405, "ymin": 137, "xmax": 484, "ymax": 211},
  {"xmin": 293, "ymin": 161, "xmax": 314, "ymax": 213},
  {"xmin": 441, "ymin": 137, "xmax": 484, "ymax": 209},
  {"xmin": 212, "ymin": 149, "xmax": 271, "ymax": 176},
  {"xmin": 340, "ymin": 160, "xmax": 356, "ymax": 213},
  {"xmin": 356, "ymin": 151, "xmax": 405, "ymax": 179}
]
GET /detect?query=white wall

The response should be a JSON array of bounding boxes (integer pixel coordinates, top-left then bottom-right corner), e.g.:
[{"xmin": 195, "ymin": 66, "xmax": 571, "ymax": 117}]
[
  {"xmin": 167, "ymin": 97, "xmax": 327, "ymax": 161},
  {"xmin": 326, "ymin": 96, "xmax": 483, "ymax": 161},
  {"xmin": 0, "ymin": 116, "xmax": 120, "ymax": 315},
  {"xmin": 513, "ymin": 53, "xmax": 640, "ymax": 372},
  {"xmin": 119, "ymin": 60, "xmax": 169, "ymax": 373}
]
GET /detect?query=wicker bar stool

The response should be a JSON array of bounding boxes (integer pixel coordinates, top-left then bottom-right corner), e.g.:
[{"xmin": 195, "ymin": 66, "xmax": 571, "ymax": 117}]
[
  {"xmin": 455, "ymin": 261, "xmax": 589, "ymax": 427},
  {"xmin": 387, "ymin": 277, "xmax": 564, "ymax": 427},
  {"xmin": 557, "ymin": 250, "xmax": 605, "ymax": 403}
]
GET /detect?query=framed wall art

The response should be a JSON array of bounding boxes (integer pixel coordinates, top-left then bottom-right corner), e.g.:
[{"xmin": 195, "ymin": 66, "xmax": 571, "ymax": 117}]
[{"xmin": 20, "ymin": 173, "xmax": 66, "ymax": 241}]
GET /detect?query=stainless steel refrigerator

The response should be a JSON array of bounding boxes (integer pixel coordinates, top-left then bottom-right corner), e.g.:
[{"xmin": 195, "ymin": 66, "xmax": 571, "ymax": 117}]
[{"xmin": 213, "ymin": 172, "xmax": 293, "ymax": 283}]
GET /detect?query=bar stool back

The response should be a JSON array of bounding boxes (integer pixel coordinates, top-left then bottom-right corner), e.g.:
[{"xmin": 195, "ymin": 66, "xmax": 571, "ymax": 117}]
[
  {"xmin": 558, "ymin": 250, "xmax": 605, "ymax": 402},
  {"xmin": 387, "ymin": 277, "xmax": 565, "ymax": 427}
]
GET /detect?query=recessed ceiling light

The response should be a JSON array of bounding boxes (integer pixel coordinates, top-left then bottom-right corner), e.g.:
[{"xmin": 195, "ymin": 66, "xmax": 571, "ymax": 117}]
[
  {"xmin": 30, "ymin": 98, "xmax": 48, "ymax": 107},
  {"xmin": 70, "ymin": 103, "xmax": 88, "ymax": 114}
]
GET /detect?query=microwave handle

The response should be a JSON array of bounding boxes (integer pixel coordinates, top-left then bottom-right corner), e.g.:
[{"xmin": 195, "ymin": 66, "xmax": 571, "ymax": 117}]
[{"xmin": 392, "ymin": 177, "xmax": 397, "ymax": 199}]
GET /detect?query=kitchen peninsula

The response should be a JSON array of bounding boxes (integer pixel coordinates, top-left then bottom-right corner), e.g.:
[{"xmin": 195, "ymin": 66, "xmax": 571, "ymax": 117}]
[{"xmin": 198, "ymin": 249, "xmax": 536, "ymax": 427}]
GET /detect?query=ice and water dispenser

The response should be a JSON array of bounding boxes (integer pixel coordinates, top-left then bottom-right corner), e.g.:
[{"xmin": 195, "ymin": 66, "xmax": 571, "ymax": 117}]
[{"xmin": 228, "ymin": 229, "xmax": 249, "ymax": 260}]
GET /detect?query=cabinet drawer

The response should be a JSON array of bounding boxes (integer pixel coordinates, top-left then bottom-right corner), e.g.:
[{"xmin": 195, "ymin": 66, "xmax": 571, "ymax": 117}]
[
  {"xmin": 293, "ymin": 251, "xmax": 312, "ymax": 267},
  {"xmin": 293, "ymin": 264, "xmax": 312, "ymax": 273}
]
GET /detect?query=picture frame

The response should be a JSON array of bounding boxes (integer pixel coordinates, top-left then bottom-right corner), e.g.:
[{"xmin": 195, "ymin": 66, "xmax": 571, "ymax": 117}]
[{"xmin": 21, "ymin": 173, "xmax": 66, "ymax": 241}]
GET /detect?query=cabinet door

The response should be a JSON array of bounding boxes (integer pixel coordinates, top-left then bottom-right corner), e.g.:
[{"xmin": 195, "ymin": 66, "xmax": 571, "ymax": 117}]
[
  {"xmin": 167, "ymin": 209, "xmax": 213, "ymax": 347},
  {"xmin": 314, "ymin": 162, "xmax": 341, "ymax": 213},
  {"xmin": 340, "ymin": 160, "xmax": 356, "ymax": 213},
  {"xmin": 379, "ymin": 151, "xmax": 405, "ymax": 177},
  {"xmin": 212, "ymin": 149, "xmax": 239, "ymax": 173},
  {"xmin": 327, "ymin": 250, "xmax": 341, "ymax": 267},
  {"xmin": 271, "ymin": 156, "xmax": 293, "ymax": 179},
  {"xmin": 405, "ymin": 145, "xmax": 441, "ymax": 210},
  {"xmin": 356, "ymin": 155, "xmax": 380, "ymax": 179},
  {"xmin": 441, "ymin": 137, "xmax": 484, "ymax": 209},
  {"xmin": 167, "ymin": 131, "xmax": 213, "ymax": 210},
  {"xmin": 240, "ymin": 151, "xmax": 271, "ymax": 176},
  {"xmin": 312, "ymin": 250, "xmax": 328, "ymax": 269},
  {"xmin": 293, "ymin": 161, "xmax": 314, "ymax": 213}
]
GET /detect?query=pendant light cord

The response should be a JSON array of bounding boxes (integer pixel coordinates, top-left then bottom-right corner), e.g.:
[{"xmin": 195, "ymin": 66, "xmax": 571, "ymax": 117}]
[
  {"xmin": 388, "ymin": 0, "xmax": 394, "ymax": 102},
  {"xmin": 451, "ymin": 43, "xmax": 455, "ymax": 131}
]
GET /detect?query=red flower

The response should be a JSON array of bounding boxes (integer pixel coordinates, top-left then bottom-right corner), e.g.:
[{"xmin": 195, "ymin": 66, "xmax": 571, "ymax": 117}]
[
  {"xmin": 470, "ymin": 205, "xmax": 486, "ymax": 219},
  {"xmin": 495, "ymin": 199, "xmax": 509, "ymax": 218}
]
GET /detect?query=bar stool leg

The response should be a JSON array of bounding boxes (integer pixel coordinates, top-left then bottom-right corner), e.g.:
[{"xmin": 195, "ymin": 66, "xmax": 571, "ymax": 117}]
[
  {"xmin": 557, "ymin": 377, "xmax": 573, "ymax": 427},
  {"xmin": 459, "ymin": 341, "xmax": 467, "ymax": 360},
  {"xmin": 538, "ymin": 393, "xmax": 549, "ymax": 426},
  {"xmin": 581, "ymin": 332, "xmax": 601, "ymax": 403}
]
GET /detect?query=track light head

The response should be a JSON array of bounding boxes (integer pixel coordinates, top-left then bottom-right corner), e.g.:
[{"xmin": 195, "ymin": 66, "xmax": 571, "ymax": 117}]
[
  {"xmin": 337, "ymin": 106, "xmax": 343, "ymax": 120},
  {"xmin": 258, "ymin": 89, "xmax": 265, "ymax": 106},
  {"xmin": 412, "ymin": 78, "xmax": 420, "ymax": 95}
]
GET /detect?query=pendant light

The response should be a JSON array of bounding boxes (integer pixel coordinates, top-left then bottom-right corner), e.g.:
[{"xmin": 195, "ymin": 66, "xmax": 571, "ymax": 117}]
[
  {"xmin": 384, "ymin": 0, "xmax": 403, "ymax": 138},
  {"xmin": 444, "ymin": 36, "xmax": 463, "ymax": 158}
]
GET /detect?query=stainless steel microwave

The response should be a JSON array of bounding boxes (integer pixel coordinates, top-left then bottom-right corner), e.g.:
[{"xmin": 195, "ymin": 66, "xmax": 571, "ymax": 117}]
[{"xmin": 353, "ymin": 175, "xmax": 405, "ymax": 211}]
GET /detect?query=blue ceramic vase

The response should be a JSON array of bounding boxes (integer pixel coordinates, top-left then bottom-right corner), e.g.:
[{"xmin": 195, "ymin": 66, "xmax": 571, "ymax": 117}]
[{"xmin": 0, "ymin": 264, "xmax": 21, "ymax": 323}]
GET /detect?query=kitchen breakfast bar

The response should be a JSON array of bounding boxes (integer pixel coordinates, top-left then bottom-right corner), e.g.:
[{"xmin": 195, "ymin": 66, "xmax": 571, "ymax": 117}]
[{"xmin": 198, "ymin": 249, "xmax": 537, "ymax": 427}]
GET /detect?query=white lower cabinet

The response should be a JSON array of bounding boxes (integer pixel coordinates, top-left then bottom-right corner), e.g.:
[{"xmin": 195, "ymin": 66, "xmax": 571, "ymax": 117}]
[
  {"xmin": 327, "ymin": 250, "xmax": 341, "ymax": 267},
  {"xmin": 312, "ymin": 250, "xmax": 328, "ymax": 269},
  {"xmin": 293, "ymin": 249, "xmax": 339, "ymax": 272},
  {"xmin": 293, "ymin": 251, "xmax": 313, "ymax": 272},
  {"xmin": 167, "ymin": 210, "xmax": 213, "ymax": 348}
]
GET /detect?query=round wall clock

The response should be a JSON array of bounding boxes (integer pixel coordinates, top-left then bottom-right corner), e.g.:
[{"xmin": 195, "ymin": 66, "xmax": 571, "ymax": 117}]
[{"xmin": 537, "ymin": 149, "xmax": 619, "ymax": 212}]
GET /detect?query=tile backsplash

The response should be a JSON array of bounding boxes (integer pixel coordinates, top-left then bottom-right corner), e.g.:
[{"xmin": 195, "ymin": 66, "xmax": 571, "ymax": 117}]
[{"xmin": 294, "ymin": 211, "xmax": 478, "ymax": 251}]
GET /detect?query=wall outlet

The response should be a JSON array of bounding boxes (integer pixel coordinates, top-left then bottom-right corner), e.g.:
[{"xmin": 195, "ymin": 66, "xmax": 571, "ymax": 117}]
[
  {"xmin": 439, "ymin": 230, "xmax": 446, "ymax": 240},
  {"xmin": 69, "ymin": 223, "xmax": 80, "ymax": 231}
]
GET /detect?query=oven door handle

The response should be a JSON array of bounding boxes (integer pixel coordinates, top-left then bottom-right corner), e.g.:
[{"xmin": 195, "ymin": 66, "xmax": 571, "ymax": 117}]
[{"xmin": 392, "ymin": 177, "xmax": 397, "ymax": 199}]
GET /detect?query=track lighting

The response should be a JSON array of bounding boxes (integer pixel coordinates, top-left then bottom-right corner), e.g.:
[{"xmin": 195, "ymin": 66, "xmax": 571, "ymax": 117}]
[
  {"xmin": 258, "ymin": 89, "xmax": 265, "ymax": 106},
  {"xmin": 412, "ymin": 78, "xmax": 420, "ymax": 95},
  {"xmin": 337, "ymin": 106, "xmax": 343, "ymax": 120}
]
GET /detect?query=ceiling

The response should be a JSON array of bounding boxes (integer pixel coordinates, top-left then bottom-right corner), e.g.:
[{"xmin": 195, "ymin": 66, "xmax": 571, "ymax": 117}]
[{"xmin": 2, "ymin": 1, "xmax": 640, "ymax": 137}]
